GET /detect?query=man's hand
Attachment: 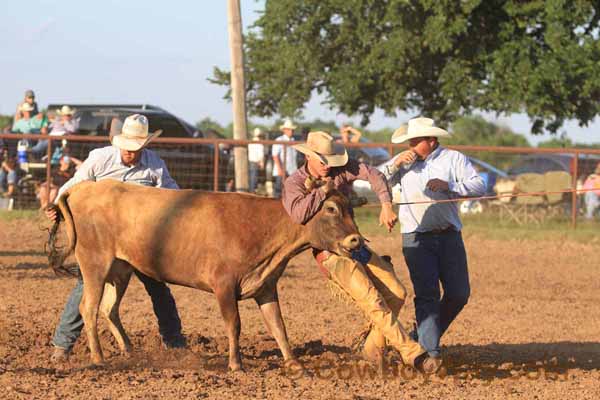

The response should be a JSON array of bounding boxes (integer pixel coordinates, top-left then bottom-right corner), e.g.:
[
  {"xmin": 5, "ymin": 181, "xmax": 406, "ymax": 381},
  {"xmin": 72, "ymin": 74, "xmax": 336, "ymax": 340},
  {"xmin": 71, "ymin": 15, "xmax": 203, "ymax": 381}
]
[
  {"xmin": 379, "ymin": 202, "xmax": 398, "ymax": 233},
  {"xmin": 45, "ymin": 205, "xmax": 59, "ymax": 222},
  {"xmin": 319, "ymin": 177, "xmax": 335, "ymax": 195},
  {"xmin": 426, "ymin": 178, "xmax": 449, "ymax": 192},
  {"xmin": 394, "ymin": 150, "xmax": 417, "ymax": 168}
]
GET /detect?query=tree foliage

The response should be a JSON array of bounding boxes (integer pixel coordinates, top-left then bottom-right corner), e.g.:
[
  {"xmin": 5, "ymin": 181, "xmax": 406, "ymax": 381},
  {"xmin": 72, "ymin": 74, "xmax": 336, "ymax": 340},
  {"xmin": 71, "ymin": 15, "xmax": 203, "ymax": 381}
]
[
  {"xmin": 444, "ymin": 115, "xmax": 530, "ymax": 168},
  {"xmin": 0, "ymin": 114, "xmax": 12, "ymax": 131},
  {"xmin": 212, "ymin": 0, "xmax": 600, "ymax": 134}
]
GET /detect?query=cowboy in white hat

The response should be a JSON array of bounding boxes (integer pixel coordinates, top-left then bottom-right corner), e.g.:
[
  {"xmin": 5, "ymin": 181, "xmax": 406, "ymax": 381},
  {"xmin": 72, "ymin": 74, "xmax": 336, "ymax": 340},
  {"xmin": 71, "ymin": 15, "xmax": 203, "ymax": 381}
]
[
  {"xmin": 248, "ymin": 127, "xmax": 266, "ymax": 192},
  {"xmin": 382, "ymin": 116, "xmax": 485, "ymax": 366},
  {"xmin": 27, "ymin": 105, "xmax": 81, "ymax": 156},
  {"xmin": 281, "ymin": 130, "xmax": 441, "ymax": 374},
  {"xmin": 45, "ymin": 113, "xmax": 186, "ymax": 363},
  {"xmin": 48, "ymin": 105, "xmax": 80, "ymax": 137},
  {"xmin": 271, "ymin": 119, "xmax": 298, "ymax": 197}
]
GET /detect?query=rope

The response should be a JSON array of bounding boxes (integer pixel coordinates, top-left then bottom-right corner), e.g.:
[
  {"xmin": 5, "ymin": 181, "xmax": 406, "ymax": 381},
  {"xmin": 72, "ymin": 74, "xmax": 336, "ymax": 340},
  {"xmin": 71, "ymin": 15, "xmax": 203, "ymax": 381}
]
[{"xmin": 362, "ymin": 187, "xmax": 598, "ymax": 207}]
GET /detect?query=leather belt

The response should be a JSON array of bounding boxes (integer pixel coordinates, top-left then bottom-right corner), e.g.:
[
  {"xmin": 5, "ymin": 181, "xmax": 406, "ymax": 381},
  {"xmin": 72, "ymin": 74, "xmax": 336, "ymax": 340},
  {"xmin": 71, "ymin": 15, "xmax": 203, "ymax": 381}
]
[{"xmin": 420, "ymin": 226, "xmax": 455, "ymax": 235}]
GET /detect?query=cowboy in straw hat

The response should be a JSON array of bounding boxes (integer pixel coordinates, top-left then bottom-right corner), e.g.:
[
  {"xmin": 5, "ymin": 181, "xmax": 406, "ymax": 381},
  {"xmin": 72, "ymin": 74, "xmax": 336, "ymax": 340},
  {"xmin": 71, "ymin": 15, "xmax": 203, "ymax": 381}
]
[
  {"xmin": 251, "ymin": 127, "xmax": 265, "ymax": 139},
  {"xmin": 45, "ymin": 113, "xmax": 185, "ymax": 363},
  {"xmin": 279, "ymin": 118, "xmax": 297, "ymax": 132},
  {"xmin": 12, "ymin": 100, "xmax": 48, "ymax": 136},
  {"xmin": 293, "ymin": 130, "xmax": 348, "ymax": 167},
  {"xmin": 56, "ymin": 105, "xmax": 76, "ymax": 116},
  {"xmin": 391, "ymin": 117, "xmax": 450, "ymax": 144},
  {"xmin": 248, "ymin": 127, "xmax": 266, "ymax": 192},
  {"xmin": 382, "ymin": 116, "xmax": 485, "ymax": 367},
  {"xmin": 282, "ymin": 130, "xmax": 441, "ymax": 373},
  {"xmin": 271, "ymin": 119, "xmax": 298, "ymax": 197},
  {"xmin": 111, "ymin": 114, "xmax": 162, "ymax": 152},
  {"xmin": 19, "ymin": 102, "xmax": 35, "ymax": 113}
]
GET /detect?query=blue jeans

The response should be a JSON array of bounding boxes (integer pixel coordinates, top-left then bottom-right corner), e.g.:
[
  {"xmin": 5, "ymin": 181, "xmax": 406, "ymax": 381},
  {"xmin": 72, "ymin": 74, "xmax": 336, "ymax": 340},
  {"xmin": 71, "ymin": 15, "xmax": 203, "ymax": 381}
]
[
  {"xmin": 585, "ymin": 191, "xmax": 599, "ymax": 220},
  {"xmin": 402, "ymin": 230, "xmax": 470, "ymax": 357},
  {"xmin": 52, "ymin": 269, "xmax": 183, "ymax": 350},
  {"xmin": 0, "ymin": 169, "xmax": 17, "ymax": 190},
  {"xmin": 249, "ymin": 162, "xmax": 260, "ymax": 193},
  {"xmin": 30, "ymin": 139, "xmax": 49, "ymax": 156},
  {"xmin": 273, "ymin": 176, "xmax": 284, "ymax": 198}
]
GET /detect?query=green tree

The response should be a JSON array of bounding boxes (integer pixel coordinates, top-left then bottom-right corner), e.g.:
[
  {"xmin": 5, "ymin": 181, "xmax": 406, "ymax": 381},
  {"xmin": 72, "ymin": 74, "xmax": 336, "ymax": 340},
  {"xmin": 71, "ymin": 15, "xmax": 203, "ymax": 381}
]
[
  {"xmin": 0, "ymin": 114, "xmax": 12, "ymax": 131},
  {"xmin": 212, "ymin": 0, "xmax": 600, "ymax": 134},
  {"xmin": 443, "ymin": 116, "xmax": 530, "ymax": 168},
  {"xmin": 196, "ymin": 117, "xmax": 226, "ymax": 135}
]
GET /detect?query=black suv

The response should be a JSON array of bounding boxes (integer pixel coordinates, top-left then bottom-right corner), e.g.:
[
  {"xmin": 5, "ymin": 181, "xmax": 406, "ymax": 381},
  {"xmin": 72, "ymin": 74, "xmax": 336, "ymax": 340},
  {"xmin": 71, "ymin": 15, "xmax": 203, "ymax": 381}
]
[{"xmin": 9, "ymin": 104, "xmax": 230, "ymax": 207}]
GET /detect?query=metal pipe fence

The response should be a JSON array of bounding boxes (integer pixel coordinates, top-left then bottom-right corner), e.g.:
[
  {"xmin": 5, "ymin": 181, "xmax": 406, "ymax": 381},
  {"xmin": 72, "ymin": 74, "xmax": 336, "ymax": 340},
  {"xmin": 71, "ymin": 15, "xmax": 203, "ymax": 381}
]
[{"xmin": 1, "ymin": 132, "xmax": 599, "ymax": 228}]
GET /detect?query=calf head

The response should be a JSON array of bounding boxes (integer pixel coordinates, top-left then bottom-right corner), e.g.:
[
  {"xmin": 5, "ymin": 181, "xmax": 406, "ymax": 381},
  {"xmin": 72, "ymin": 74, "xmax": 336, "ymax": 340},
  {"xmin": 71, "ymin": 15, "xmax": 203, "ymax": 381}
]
[{"xmin": 305, "ymin": 190, "xmax": 364, "ymax": 256}]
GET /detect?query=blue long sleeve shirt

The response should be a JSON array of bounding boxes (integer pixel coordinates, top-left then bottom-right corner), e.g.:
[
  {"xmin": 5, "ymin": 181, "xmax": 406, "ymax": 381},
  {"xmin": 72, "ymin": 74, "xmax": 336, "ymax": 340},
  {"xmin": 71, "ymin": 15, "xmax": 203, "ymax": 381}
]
[
  {"xmin": 55, "ymin": 145, "xmax": 178, "ymax": 203},
  {"xmin": 382, "ymin": 146, "xmax": 485, "ymax": 233}
]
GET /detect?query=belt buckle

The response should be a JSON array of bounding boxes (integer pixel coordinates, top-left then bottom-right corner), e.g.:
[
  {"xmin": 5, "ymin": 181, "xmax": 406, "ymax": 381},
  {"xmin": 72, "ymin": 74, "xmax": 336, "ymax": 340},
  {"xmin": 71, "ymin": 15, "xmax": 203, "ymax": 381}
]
[{"xmin": 431, "ymin": 226, "xmax": 450, "ymax": 234}]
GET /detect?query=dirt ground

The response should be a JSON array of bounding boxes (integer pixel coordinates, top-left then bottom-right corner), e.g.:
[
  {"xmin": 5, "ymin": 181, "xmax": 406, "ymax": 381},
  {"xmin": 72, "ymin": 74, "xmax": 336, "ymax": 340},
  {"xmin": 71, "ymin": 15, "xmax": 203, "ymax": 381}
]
[{"xmin": 1, "ymin": 216, "xmax": 599, "ymax": 400}]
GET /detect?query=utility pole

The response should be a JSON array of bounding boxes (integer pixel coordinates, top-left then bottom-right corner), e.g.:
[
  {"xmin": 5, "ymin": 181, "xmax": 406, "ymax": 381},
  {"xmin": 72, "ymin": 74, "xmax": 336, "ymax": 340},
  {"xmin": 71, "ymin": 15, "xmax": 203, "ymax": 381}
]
[{"xmin": 227, "ymin": 0, "xmax": 249, "ymax": 192}]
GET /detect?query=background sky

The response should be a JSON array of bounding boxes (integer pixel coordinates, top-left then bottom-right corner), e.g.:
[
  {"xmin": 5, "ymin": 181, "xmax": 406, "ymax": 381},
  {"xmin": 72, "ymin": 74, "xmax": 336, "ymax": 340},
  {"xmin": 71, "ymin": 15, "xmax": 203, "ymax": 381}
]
[{"xmin": 2, "ymin": 0, "xmax": 599, "ymax": 145}]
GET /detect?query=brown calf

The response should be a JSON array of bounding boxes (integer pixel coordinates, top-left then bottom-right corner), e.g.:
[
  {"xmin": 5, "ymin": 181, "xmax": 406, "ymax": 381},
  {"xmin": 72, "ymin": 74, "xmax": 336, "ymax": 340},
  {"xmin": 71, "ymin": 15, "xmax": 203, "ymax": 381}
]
[{"xmin": 48, "ymin": 180, "xmax": 363, "ymax": 371}]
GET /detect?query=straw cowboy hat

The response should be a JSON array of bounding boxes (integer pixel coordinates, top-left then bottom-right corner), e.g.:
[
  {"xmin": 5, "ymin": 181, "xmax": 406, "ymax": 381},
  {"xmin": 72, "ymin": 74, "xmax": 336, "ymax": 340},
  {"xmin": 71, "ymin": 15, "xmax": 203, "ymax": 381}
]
[
  {"xmin": 111, "ymin": 114, "xmax": 162, "ymax": 151},
  {"xmin": 19, "ymin": 102, "xmax": 35, "ymax": 112},
  {"xmin": 252, "ymin": 127, "xmax": 264, "ymax": 139},
  {"xmin": 279, "ymin": 119, "xmax": 297, "ymax": 131},
  {"xmin": 56, "ymin": 105, "xmax": 77, "ymax": 116},
  {"xmin": 293, "ymin": 131, "xmax": 348, "ymax": 167},
  {"xmin": 391, "ymin": 117, "xmax": 449, "ymax": 143}
]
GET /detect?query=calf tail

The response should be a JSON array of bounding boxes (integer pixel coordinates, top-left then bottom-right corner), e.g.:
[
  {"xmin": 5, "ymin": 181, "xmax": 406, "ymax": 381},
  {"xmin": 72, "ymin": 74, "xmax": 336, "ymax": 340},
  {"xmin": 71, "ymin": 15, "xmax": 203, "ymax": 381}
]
[{"xmin": 47, "ymin": 191, "xmax": 79, "ymax": 277}]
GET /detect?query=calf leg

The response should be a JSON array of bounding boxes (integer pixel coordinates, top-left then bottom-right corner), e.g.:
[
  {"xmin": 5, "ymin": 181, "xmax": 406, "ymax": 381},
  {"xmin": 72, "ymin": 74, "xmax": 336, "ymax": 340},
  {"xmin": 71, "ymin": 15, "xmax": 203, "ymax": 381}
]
[
  {"xmin": 214, "ymin": 282, "xmax": 242, "ymax": 371},
  {"xmin": 255, "ymin": 286, "xmax": 294, "ymax": 362},
  {"xmin": 99, "ymin": 262, "xmax": 133, "ymax": 355},
  {"xmin": 79, "ymin": 267, "xmax": 109, "ymax": 365}
]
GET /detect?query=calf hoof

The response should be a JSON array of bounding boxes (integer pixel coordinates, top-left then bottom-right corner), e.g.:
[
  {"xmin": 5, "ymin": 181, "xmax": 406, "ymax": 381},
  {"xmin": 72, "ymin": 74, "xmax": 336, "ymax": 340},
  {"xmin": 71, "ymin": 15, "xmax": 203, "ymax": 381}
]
[
  {"xmin": 90, "ymin": 355, "xmax": 105, "ymax": 366},
  {"xmin": 228, "ymin": 361, "xmax": 244, "ymax": 372}
]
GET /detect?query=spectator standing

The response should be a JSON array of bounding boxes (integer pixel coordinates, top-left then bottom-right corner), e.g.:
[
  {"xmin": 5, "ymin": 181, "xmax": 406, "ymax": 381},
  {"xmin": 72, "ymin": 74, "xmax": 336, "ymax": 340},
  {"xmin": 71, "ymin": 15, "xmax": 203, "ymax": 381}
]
[
  {"xmin": 14, "ymin": 89, "xmax": 39, "ymax": 122},
  {"xmin": 583, "ymin": 163, "xmax": 600, "ymax": 220},
  {"xmin": 382, "ymin": 117, "xmax": 486, "ymax": 363},
  {"xmin": 271, "ymin": 119, "xmax": 298, "ymax": 197},
  {"xmin": 340, "ymin": 124, "xmax": 362, "ymax": 144},
  {"xmin": 248, "ymin": 127, "xmax": 265, "ymax": 193}
]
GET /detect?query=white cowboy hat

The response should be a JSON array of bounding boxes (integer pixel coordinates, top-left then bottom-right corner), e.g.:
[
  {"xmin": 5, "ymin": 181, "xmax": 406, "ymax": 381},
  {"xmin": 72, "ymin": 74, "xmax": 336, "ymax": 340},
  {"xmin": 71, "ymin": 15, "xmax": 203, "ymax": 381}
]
[
  {"xmin": 111, "ymin": 114, "xmax": 162, "ymax": 151},
  {"xmin": 252, "ymin": 127, "xmax": 264, "ymax": 139},
  {"xmin": 19, "ymin": 102, "xmax": 35, "ymax": 112},
  {"xmin": 279, "ymin": 119, "xmax": 297, "ymax": 131},
  {"xmin": 293, "ymin": 131, "xmax": 348, "ymax": 167},
  {"xmin": 391, "ymin": 117, "xmax": 449, "ymax": 143},
  {"xmin": 56, "ymin": 105, "xmax": 77, "ymax": 116}
]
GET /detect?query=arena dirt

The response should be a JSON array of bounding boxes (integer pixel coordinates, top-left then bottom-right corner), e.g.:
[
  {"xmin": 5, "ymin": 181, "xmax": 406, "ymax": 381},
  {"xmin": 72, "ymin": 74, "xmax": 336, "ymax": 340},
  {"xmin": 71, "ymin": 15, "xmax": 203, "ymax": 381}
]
[{"xmin": 1, "ymin": 217, "xmax": 599, "ymax": 399}]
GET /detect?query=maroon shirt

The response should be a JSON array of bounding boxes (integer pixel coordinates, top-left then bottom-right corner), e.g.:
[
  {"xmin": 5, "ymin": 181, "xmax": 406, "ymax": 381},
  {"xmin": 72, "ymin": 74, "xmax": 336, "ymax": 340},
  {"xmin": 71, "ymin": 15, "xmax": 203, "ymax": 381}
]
[{"xmin": 282, "ymin": 158, "xmax": 392, "ymax": 224}]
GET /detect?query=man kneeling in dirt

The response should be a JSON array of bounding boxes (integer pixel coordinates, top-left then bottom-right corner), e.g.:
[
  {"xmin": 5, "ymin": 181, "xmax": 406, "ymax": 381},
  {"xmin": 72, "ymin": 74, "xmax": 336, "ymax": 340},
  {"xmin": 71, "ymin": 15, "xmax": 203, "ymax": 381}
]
[
  {"xmin": 45, "ymin": 115, "xmax": 186, "ymax": 362},
  {"xmin": 282, "ymin": 131, "xmax": 441, "ymax": 374}
]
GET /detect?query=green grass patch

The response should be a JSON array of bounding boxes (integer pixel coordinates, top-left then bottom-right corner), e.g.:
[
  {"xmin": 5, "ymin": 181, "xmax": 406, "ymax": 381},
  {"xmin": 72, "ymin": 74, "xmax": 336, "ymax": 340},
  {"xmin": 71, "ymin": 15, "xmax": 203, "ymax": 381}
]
[
  {"xmin": 353, "ymin": 206, "xmax": 600, "ymax": 241},
  {"xmin": 0, "ymin": 209, "xmax": 40, "ymax": 222}
]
